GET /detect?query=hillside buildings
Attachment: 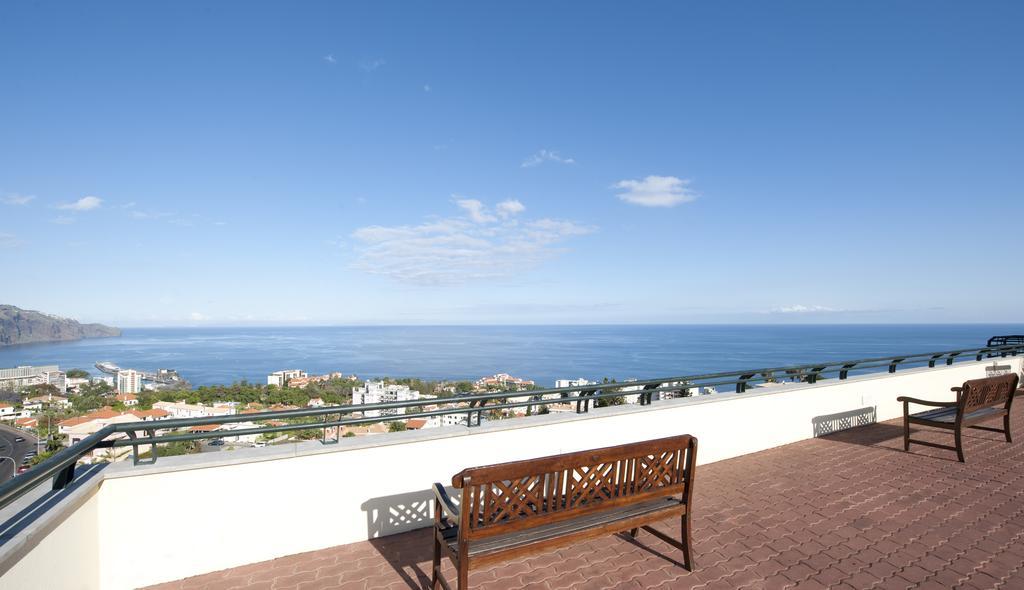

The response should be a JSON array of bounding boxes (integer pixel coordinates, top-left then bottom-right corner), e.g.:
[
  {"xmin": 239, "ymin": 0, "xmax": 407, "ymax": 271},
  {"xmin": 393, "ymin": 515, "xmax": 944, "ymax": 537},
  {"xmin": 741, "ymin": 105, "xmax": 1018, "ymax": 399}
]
[
  {"xmin": 353, "ymin": 381, "xmax": 420, "ymax": 418},
  {"xmin": 267, "ymin": 370, "xmax": 306, "ymax": 387},
  {"xmin": 474, "ymin": 373, "xmax": 535, "ymax": 391},
  {"xmin": 152, "ymin": 401, "xmax": 236, "ymax": 419},
  {"xmin": 267, "ymin": 369, "xmax": 352, "ymax": 388}
]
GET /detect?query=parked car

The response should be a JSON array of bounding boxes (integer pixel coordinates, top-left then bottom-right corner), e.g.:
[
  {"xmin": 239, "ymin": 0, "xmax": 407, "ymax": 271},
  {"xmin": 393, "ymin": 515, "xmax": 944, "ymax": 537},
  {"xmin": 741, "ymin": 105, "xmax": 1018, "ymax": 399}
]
[
  {"xmin": 253, "ymin": 441, "xmax": 267, "ymax": 448},
  {"xmin": 208, "ymin": 439, "xmax": 225, "ymax": 447},
  {"xmin": 17, "ymin": 465, "xmax": 29, "ymax": 474},
  {"xmin": 14, "ymin": 437, "xmax": 24, "ymax": 443}
]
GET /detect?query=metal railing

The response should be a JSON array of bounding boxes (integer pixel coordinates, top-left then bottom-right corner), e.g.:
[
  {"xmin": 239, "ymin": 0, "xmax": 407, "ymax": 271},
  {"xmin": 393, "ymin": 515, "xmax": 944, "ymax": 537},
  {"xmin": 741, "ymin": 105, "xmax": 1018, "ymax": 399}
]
[
  {"xmin": 0, "ymin": 343, "xmax": 1021, "ymax": 512},
  {"xmin": 989, "ymin": 335, "xmax": 1024, "ymax": 347}
]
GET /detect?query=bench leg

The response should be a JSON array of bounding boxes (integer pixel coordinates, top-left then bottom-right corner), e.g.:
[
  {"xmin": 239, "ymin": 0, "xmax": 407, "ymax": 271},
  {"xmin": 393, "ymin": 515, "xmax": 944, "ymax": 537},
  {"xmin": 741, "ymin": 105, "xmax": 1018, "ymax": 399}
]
[
  {"xmin": 903, "ymin": 402, "xmax": 913, "ymax": 452},
  {"xmin": 432, "ymin": 533, "xmax": 442, "ymax": 589},
  {"xmin": 955, "ymin": 427, "xmax": 965, "ymax": 463},
  {"xmin": 1005, "ymin": 414, "xmax": 1013, "ymax": 443},
  {"xmin": 681, "ymin": 512, "xmax": 695, "ymax": 571},
  {"xmin": 629, "ymin": 528, "xmax": 639, "ymax": 538},
  {"xmin": 457, "ymin": 560, "xmax": 469, "ymax": 590}
]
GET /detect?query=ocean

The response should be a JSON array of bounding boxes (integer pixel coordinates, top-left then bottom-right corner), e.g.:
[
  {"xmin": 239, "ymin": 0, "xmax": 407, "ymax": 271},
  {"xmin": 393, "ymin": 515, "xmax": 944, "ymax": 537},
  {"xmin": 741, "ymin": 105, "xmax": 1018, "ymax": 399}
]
[{"xmin": 0, "ymin": 324, "xmax": 1020, "ymax": 387}]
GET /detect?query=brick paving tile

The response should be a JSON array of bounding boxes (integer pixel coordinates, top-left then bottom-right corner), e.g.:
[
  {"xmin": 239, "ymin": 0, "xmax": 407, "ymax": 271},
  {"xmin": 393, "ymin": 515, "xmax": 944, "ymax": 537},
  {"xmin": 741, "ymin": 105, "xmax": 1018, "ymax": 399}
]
[{"xmin": 143, "ymin": 406, "xmax": 1024, "ymax": 590}]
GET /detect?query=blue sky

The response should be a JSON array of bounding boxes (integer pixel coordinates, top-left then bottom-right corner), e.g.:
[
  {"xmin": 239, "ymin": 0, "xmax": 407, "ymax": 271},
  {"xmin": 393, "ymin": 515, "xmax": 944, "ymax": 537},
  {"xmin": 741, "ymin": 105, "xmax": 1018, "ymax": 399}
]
[{"xmin": 1, "ymin": 1, "xmax": 1022, "ymax": 326}]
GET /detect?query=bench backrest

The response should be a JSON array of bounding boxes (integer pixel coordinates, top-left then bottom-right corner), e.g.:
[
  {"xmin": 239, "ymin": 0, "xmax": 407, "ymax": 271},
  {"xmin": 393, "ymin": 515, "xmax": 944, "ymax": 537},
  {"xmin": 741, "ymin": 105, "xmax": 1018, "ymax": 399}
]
[
  {"xmin": 452, "ymin": 435, "xmax": 697, "ymax": 540},
  {"xmin": 959, "ymin": 373, "xmax": 1019, "ymax": 415}
]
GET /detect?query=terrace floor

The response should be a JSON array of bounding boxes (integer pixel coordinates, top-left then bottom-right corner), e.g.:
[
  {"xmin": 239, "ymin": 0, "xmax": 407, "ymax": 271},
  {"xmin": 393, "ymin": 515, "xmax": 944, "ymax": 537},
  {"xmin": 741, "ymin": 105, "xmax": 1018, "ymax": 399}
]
[{"xmin": 147, "ymin": 406, "xmax": 1024, "ymax": 590}]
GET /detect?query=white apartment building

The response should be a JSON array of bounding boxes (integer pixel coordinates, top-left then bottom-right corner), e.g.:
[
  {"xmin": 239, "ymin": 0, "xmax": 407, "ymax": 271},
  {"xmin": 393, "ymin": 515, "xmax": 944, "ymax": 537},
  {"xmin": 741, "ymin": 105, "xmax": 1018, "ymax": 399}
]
[
  {"xmin": 152, "ymin": 401, "xmax": 236, "ymax": 419},
  {"xmin": 424, "ymin": 413, "xmax": 469, "ymax": 428},
  {"xmin": 0, "ymin": 365, "xmax": 60, "ymax": 390},
  {"xmin": 267, "ymin": 369, "xmax": 306, "ymax": 387},
  {"xmin": 553, "ymin": 377, "xmax": 596, "ymax": 401},
  {"xmin": 117, "ymin": 370, "xmax": 142, "ymax": 394},
  {"xmin": 352, "ymin": 381, "xmax": 420, "ymax": 418},
  {"xmin": 554, "ymin": 378, "xmax": 594, "ymax": 389},
  {"xmin": 43, "ymin": 370, "xmax": 67, "ymax": 393}
]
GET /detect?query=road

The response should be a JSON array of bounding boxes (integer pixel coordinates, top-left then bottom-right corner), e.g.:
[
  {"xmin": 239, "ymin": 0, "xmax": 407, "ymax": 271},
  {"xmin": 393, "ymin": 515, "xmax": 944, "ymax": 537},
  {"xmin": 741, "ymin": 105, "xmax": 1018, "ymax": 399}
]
[{"xmin": 0, "ymin": 423, "xmax": 39, "ymax": 481}]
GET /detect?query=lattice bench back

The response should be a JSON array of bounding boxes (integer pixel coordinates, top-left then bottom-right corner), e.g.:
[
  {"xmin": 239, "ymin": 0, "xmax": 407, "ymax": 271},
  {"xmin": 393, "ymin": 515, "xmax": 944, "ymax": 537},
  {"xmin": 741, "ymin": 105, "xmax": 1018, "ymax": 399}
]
[
  {"xmin": 960, "ymin": 374, "xmax": 1019, "ymax": 415},
  {"xmin": 452, "ymin": 435, "xmax": 697, "ymax": 540}
]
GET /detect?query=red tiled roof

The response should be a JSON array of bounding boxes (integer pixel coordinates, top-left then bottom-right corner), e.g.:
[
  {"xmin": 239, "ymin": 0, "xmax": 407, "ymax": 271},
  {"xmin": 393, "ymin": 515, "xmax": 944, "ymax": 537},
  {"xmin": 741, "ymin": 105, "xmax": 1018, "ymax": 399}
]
[
  {"xmin": 189, "ymin": 424, "xmax": 222, "ymax": 432},
  {"xmin": 129, "ymin": 409, "xmax": 170, "ymax": 419},
  {"xmin": 58, "ymin": 416, "xmax": 92, "ymax": 428},
  {"xmin": 405, "ymin": 419, "xmax": 427, "ymax": 430}
]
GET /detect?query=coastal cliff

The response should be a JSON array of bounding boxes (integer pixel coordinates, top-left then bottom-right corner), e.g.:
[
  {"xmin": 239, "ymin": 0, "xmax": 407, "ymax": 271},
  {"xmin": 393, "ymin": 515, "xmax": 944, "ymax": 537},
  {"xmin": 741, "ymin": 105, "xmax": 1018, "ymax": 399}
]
[{"xmin": 0, "ymin": 305, "xmax": 121, "ymax": 347}]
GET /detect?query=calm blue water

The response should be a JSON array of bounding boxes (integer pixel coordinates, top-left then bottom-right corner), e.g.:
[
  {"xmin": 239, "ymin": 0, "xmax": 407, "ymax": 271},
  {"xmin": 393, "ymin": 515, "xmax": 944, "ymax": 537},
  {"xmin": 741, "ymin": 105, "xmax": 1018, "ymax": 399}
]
[{"xmin": 0, "ymin": 325, "xmax": 1019, "ymax": 387}]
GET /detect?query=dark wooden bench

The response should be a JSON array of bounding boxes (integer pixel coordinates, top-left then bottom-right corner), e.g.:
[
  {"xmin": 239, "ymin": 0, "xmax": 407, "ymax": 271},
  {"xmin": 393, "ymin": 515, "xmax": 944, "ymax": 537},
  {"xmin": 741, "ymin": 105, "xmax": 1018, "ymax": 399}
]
[
  {"xmin": 898, "ymin": 373, "xmax": 1020, "ymax": 462},
  {"xmin": 431, "ymin": 435, "xmax": 698, "ymax": 589}
]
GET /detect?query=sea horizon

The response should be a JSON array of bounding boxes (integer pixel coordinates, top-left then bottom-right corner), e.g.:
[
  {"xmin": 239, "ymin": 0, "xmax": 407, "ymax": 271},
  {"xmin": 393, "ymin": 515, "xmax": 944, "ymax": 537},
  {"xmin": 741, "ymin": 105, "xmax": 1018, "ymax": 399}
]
[{"xmin": 1, "ymin": 323, "xmax": 1021, "ymax": 388}]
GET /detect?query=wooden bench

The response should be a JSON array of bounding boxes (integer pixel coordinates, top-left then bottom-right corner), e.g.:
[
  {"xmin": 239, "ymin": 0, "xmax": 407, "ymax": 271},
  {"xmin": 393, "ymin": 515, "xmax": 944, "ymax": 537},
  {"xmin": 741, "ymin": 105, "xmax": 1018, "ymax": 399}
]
[
  {"xmin": 431, "ymin": 435, "xmax": 698, "ymax": 589},
  {"xmin": 898, "ymin": 373, "xmax": 1019, "ymax": 462}
]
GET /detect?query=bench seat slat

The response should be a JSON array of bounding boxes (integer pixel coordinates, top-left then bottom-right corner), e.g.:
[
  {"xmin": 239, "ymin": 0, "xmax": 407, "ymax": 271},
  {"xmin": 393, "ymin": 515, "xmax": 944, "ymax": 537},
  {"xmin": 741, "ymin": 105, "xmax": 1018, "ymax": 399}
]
[
  {"xmin": 452, "ymin": 497, "xmax": 682, "ymax": 558},
  {"xmin": 912, "ymin": 406, "xmax": 1006, "ymax": 424}
]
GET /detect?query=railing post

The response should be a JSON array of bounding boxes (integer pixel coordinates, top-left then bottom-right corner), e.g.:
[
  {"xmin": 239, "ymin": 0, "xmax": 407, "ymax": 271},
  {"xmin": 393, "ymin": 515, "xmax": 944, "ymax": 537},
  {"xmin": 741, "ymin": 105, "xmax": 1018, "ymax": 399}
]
[
  {"xmin": 52, "ymin": 463, "xmax": 75, "ymax": 491},
  {"xmin": 839, "ymin": 363, "xmax": 856, "ymax": 380},
  {"xmin": 888, "ymin": 359, "xmax": 905, "ymax": 373},
  {"xmin": 736, "ymin": 374, "xmax": 755, "ymax": 393}
]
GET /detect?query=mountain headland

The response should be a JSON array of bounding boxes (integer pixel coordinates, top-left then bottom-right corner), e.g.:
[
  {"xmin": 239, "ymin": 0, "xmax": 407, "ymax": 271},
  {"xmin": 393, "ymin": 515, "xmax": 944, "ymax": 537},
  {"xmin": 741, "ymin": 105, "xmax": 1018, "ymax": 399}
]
[{"xmin": 0, "ymin": 305, "xmax": 121, "ymax": 347}]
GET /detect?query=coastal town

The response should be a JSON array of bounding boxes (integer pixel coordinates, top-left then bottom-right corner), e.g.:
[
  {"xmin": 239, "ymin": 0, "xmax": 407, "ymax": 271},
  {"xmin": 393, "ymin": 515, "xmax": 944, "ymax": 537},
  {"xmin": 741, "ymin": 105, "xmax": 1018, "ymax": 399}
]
[{"xmin": 0, "ymin": 362, "xmax": 721, "ymax": 475}]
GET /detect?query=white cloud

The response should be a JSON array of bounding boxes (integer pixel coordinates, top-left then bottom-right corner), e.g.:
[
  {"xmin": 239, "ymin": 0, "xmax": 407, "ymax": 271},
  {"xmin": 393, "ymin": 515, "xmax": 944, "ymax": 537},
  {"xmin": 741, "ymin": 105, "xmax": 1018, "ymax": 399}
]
[
  {"xmin": 613, "ymin": 176, "xmax": 697, "ymax": 207},
  {"xmin": 358, "ymin": 57, "xmax": 386, "ymax": 72},
  {"xmin": 189, "ymin": 312, "xmax": 207, "ymax": 321},
  {"xmin": 521, "ymin": 149, "xmax": 575, "ymax": 168},
  {"xmin": 496, "ymin": 199, "xmax": 526, "ymax": 218},
  {"xmin": 455, "ymin": 198, "xmax": 497, "ymax": 223},
  {"xmin": 423, "ymin": 84, "xmax": 431, "ymax": 92},
  {"xmin": 323, "ymin": 54, "xmax": 336, "ymax": 64},
  {"xmin": 57, "ymin": 196, "xmax": 103, "ymax": 211},
  {"xmin": 771, "ymin": 305, "xmax": 840, "ymax": 314},
  {"xmin": 0, "ymin": 232, "xmax": 21, "ymax": 247},
  {"xmin": 51, "ymin": 216, "xmax": 75, "ymax": 225},
  {"xmin": 2, "ymin": 194, "xmax": 35, "ymax": 206},
  {"xmin": 351, "ymin": 201, "xmax": 595, "ymax": 285}
]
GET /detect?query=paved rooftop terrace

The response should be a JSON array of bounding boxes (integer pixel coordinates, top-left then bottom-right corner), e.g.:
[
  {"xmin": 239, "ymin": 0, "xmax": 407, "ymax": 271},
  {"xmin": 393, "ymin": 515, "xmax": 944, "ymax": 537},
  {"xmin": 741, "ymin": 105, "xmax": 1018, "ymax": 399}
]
[{"xmin": 147, "ymin": 405, "xmax": 1024, "ymax": 590}]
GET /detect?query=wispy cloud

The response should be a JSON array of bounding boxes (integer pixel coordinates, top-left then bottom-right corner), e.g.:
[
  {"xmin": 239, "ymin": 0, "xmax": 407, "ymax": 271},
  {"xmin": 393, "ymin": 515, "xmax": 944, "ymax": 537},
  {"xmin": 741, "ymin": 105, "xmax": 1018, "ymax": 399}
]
[
  {"xmin": 130, "ymin": 210, "xmax": 173, "ymax": 220},
  {"xmin": 455, "ymin": 198, "xmax": 497, "ymax": 223},
  {"xmin": 351, "ymin": 200, "xmax": 595, "ymax": 285},
  {"xmin": 496, "ymin": 199, "xmax": 526, "ymax": 218},
  {"xmin": 2, "ymin": 194, "xmax": 35, "ymax": 206},
  {"xmin": 323, "ymin": 54, "xmax": 337, "ymax": 64},
  {"xmin": 770, "ymin": 304, "xmax": 841, "ymax": 314},
  {"xmin": 613, "ymin": 176, "xmax": 697, "ymax": 207},
  {"xmin": 423, "ymin": 84, "xmax": 431, "ymax": 92},
  {"xmin": 358, "ymin": 57, "xmax": 386, "ymax": 72},
  {"xmin": 57, "ymin": 196, "xmax": 103, "ymax": 211},
  {"xmin": 0, "ymin": 232, "xmax": 21, "ymax": 247},
  {"xmin": 50, "ymin": 216, "xmax": 75, "ymax": 225},
  {"xmin": 521, "ymin": 149, "xmax": 575, "ymax": 168}
]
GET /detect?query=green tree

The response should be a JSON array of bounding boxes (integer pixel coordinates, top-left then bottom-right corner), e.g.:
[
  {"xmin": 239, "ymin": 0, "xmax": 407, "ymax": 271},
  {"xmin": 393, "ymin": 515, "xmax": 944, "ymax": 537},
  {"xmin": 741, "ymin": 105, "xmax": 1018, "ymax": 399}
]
[{"xmin": 388, "ymin": 421, "xmax": 407, "ymax": 432}]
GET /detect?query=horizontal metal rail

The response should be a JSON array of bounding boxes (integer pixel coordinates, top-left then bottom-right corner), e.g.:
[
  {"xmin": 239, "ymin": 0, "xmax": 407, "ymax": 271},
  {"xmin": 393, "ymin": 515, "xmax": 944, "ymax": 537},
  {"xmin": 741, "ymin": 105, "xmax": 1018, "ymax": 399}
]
[{"xmin": 0, "ymin": 343, "xmax": 1020, "ymax": 512}]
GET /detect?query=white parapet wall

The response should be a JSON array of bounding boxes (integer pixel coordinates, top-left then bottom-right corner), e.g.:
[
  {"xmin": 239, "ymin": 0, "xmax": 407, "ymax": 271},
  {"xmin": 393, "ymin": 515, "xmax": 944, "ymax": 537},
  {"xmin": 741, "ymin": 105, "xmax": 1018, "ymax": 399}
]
[{"xmin": 0, "ymin": 358, "xmax": 1020, "ymax": 589}]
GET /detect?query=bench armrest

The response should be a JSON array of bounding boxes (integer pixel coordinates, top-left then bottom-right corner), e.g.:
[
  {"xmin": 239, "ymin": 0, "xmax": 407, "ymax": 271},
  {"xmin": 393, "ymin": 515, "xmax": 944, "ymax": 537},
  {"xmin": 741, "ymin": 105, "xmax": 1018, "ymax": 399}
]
[
  {"xmin": 433, "ymin": 483, "xmax": 460, "ymax": 523},
  {"xmin": 896, "ymin": 396, "xmax": 957, "ymax": 407}
]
